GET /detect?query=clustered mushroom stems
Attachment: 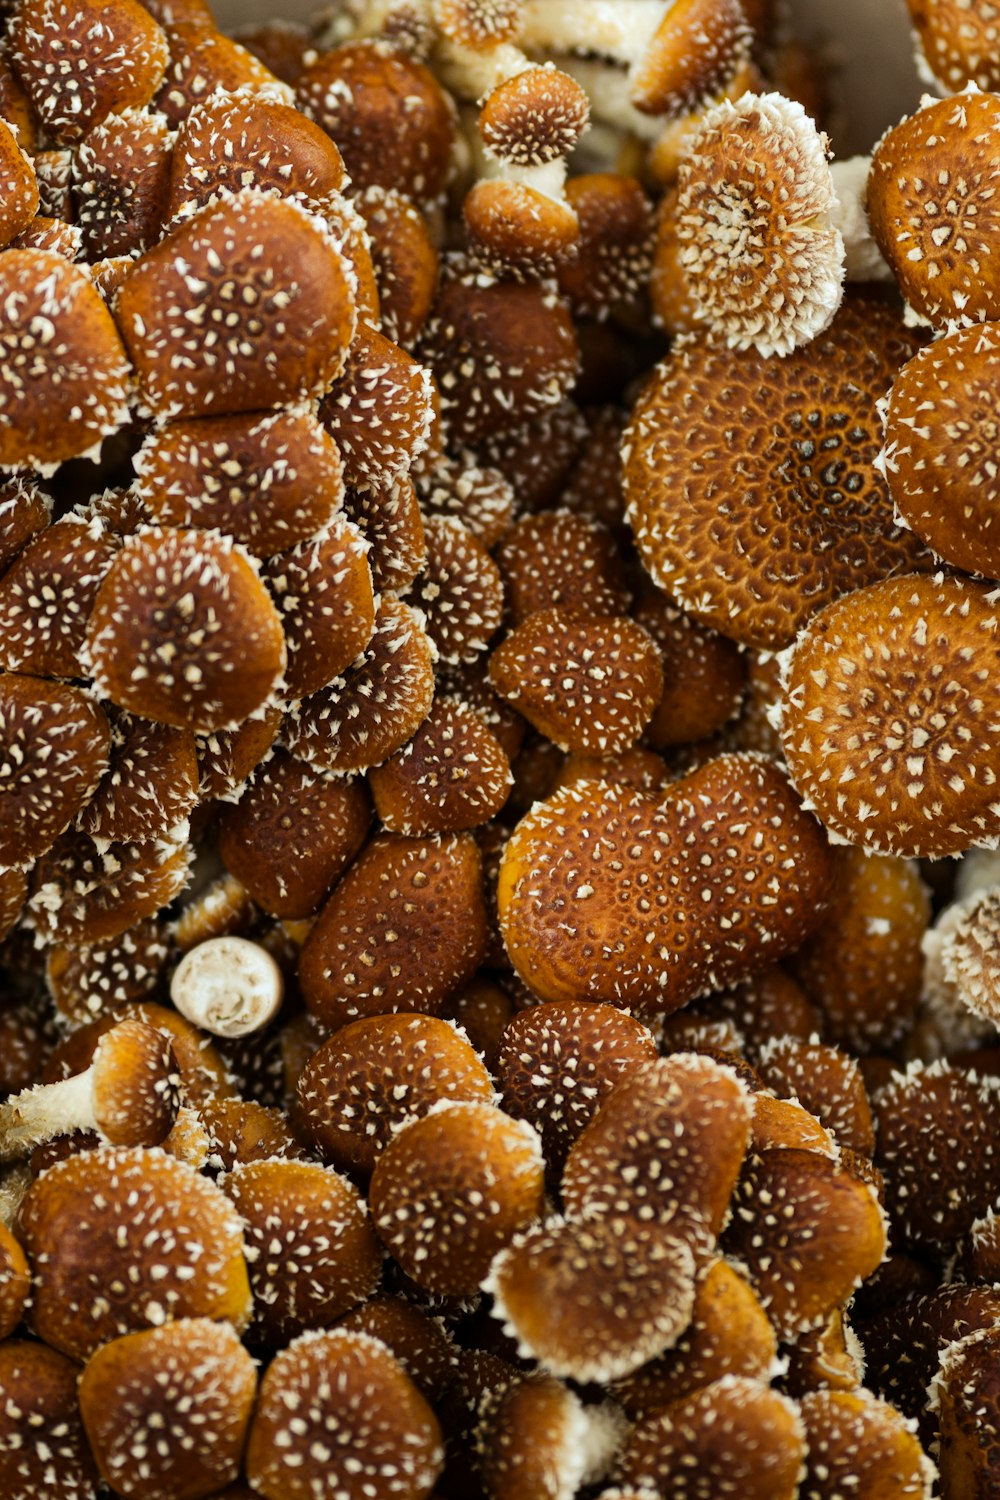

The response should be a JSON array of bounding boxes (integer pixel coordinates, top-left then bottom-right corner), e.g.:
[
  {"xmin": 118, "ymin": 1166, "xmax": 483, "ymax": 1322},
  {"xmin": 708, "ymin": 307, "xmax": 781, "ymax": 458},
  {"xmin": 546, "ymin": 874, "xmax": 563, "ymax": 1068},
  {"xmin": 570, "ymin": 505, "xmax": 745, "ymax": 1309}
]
[{"xmin": 0, "ymin": 0, "xmax": 999, "ymax": 1496}]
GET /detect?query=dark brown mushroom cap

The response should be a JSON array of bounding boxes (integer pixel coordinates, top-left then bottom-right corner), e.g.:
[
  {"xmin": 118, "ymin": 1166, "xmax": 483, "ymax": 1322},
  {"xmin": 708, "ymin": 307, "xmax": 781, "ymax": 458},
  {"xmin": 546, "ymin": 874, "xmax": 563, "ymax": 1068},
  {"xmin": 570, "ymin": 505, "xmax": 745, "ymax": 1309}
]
[
  {"xmin": 495, "ymin": 510, "xmax": 630, "ymax": 628},
  {"xmin": 414, "ymin": 516, "xmax": 505, "ymax": 667},
  {"xmin": 0, "ymin": 1339, "xmax": 99, "ymax": 1500},
  {"xmin": 337, "ymin": 1294, "xmax": 457, "ymax": 1404},
  {"xmin": 0, "ymin": 478, "xmax": 50, "ymax": 576},
  {"xmin": 262, "ymin": 516, "xmax": 376, "ymax": 699},
  {"xmin": 615, "ymin": 1375, "xmax": 806, "ymax": 1500},
  {"xmin": 245, "ymin": 1327, "xmax": 444, "ymax": 1500},
  {"xmin": 441, "ymin": 975, "xmax": 513, "ymax": 1074},
  {"xmin": 931, "ymin": 1325, "xmax": 1000, "ymax": 1498},
  {"xmin": 220, "ymin": 1158, "xmax": 382, "ymax": 1346},
  {"xmin": 497, "ymin": 1000, "xmax": 659, "ymax": 1177},
  {"xmin": 561, "ymin": 1053, "xmax": 754, "ymax": 1241},
  {"xmin": 476, "ymin": 1373, "xmax": 618, "ymax": 1500},
  {"xmin": 874, "ymin": 1060, "xmax": 1000, "ymax": 1254},
  {"xmin": 152, "ymin": 21, "xmax": 282, "ymax": 129},
  {"xmin": 283, "ymin": 594, "xmax": 435, "ymax": 776},
  {"xmin": 623, "ymin": 295, "xmax": 928, "ymax": 650},
  {"xmin": 610, "ymin": 1258, "xmax": 777, "ymax": 1419},
  {"xmin": 198, "ymin": 1097, "xmax": 306, "ymax": 1173},
  {"xmin": 0, "ymin": 515, "xmax": 119, "ymax": 679},
  {"xmin": 723, "ymin": 1146, "xmax": 887, "ymax": 1339},
  {"xmin": 368, "ymin": 695, "xmax": 512, "ymax": 836},
  {"xmin": 755, "ymin": 1037, "xmax": 875, "ymax": 1156},
  {"xmin": 320, "ymin": 319, "xmax": 435, "ymax": 489},
  {"xmin": 343, "ymin": 472, "xmax": 427, "ymax": 594},
  {"xmin": 868, "ymin": 90, "xmax": 1000, "ymax": 330},
  {"xmin": 799, "ymin": 1387, "xmax": 932, "ymax": 1500},
  {"xmin": 296, "ymin": 41, "xmax": 454, "ymax": 204},
  {"xmin": 78, "ymin": 1318, "xmax": 257, "ymax": 1500},
  {"xmin": 905, "ymin": 0, "xmax": 1000, "ymax": 90},
  {"xmin": 489, "ymin": 608, "xmax": 663, "ymax": 755},
  {"xmin": 195, "ymin": 703, "xmax": 283, "ymax": 802},
  {"xmin": 881, "ymin": 322, "xmax": 1000, "ymax": 578},
  {"xmin": 0, "ymin": 116, "xmax": 38, "ymax": 248},
  {"xmin": 634, "ymin": 587, "xmax": 747, "ymax": 748},
  {"xmin": 115, "ymin": 189, "xmax": 357, "ymax": 420},
  {"xmin": 417, "ymin": 454, "xmax": 514, "ymax": 550},
  {"xmin": 498, "ymin": 752, "xmax": 835, "ymax": 1013},
  {"xmin": 78, "ymin": 709, "xmax": 199, "ymax": 844},
  {"xmin": 9, "ymin": 0, "xmax": 168, "ymax": 144},
  {"xmin": 418, "ymin": 263, "xmax": 579, "ymax": 447},
  {"xmin": 135, "ymin": 408, "xmax": 346, "ymax": 557},
  {"xmin": 11, "ymin": 213, "xmax": 83, "ymax": 260},
  {"xmin": 167, "ymin": 86, "xmax": 346, "ymax": 220},
  {"xmin": 475, "ymin": 396, "xmax": 587, "ymax": 512},
  {"xmin": 297, "ymin": 1012, "xmax": 495, "ymax": 1177},
  {"xmin": 786, "ymin": 846, "xmax": 930, "ymax": 1052},
  {"xmin": 779, "ymin": 572, "xmax": 1000, "ymax": 859},
  {"xmin": 72, "ymin": 106, "xmax": 173, "ymax": 260},
  {"xmin": 297, "ymin": 831, "xmax": 488, "ymax": 1028},
  {"xmin": 0, "ymin": 1221, "xmax": 30, "ymax": 1340},
  {"xmin": 0, "ymin": 673, "xmax": 110, "ymax": 871},
  {"xmin": 370, "ymin": 1101, "xmax": 545, "ymax": 1297},
  {"xmin": 19, "ymin": 1144, "xmax": 251, "ymax": 1361},
  {"xmin": 354, "ymin": 184, "xmax": 439, "ymax": 349},
  {"xmin": 485, "ymin": 1213, "xmax": 697, "ymax": 1384},
  {"xmin": 0, "ymin": 249, "xmax": 131, "ymax": 473},
  {"xmin": 85, "ymin": 526, "xmax": 286, "ymax": 734},
  {"xmin": 480, "ymin": 63, "xmax": 589, "ymax": 166},
  {"xmin": 218, "ymin": 749, "xmax": 371, "ymax": 919},
  {"xmin": 557, "ymin": 173, "xmax": 655, "ymax": 327}
]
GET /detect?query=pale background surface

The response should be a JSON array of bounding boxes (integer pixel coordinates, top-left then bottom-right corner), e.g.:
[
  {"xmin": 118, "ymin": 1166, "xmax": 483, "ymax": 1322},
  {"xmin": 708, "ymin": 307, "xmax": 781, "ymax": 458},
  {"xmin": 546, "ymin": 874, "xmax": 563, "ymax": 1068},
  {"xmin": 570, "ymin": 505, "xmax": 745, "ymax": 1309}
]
[{"xmin": 213, "ymin": 0, "xmax": 925, "ymax": 153}]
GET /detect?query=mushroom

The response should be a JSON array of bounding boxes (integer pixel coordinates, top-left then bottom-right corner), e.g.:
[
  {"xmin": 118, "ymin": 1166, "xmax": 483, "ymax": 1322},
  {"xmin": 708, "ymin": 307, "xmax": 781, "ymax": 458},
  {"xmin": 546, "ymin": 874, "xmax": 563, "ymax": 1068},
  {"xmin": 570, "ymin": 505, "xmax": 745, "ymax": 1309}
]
[
  {"xmin": 72, "ymin": 106, "xmax": 173, "ymax": 260},
  {"xmin": 476, "ymin": 1373, "xmax": 625, "ymax": 1500},
  {"xmin": 368, "ymin": 695, "xmax": 513, "ymax": 836},
  {"xmin": 414, "ymin": 516, "xmax": 505, "ymax": 667},
  {"xmin": 0, "ymin": 1016, "xmax": 179, "ymax": 1162},
  {"xmin": 170, "ymin": 935, "xmax": 285, "ymax": 1038},
  {"xmin": 0, "ymin": 1340, "xmax": 99, "ymax": 1500},
  {"xmin": 905, "ymin": 0, "xmax": 1000, "ymax": 92}
]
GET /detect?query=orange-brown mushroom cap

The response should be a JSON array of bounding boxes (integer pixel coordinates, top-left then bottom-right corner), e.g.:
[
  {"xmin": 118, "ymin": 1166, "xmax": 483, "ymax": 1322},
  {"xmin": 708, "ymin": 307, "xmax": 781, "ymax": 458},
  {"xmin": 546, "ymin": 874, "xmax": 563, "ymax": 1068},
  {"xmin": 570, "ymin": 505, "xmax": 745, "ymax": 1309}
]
[{"xmin": 0, "ymin": 1339, "xmax": 99, "ymax": 1500}]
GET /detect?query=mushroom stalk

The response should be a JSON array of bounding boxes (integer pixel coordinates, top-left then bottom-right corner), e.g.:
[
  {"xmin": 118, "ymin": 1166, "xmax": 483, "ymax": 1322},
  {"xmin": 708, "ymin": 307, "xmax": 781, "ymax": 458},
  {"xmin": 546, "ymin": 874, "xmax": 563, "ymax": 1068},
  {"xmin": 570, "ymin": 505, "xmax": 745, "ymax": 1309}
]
[
  {"xmin": 830, "ymin": 156, "xmax": 893, "ymax": 282},
  {"xmin": 170, "ymin": 935, "xmax": 285, "ymax": 1038},
  {"xmin": 519, "ymin": 0, "xmax": 668, "ymax": 66}
]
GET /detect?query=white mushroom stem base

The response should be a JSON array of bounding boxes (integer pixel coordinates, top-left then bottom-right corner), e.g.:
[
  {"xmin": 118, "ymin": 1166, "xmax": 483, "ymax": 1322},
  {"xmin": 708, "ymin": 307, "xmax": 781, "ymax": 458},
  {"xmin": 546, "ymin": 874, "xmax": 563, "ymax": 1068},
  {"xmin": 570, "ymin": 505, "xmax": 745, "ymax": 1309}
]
[
  {"xmin": 0, "ymin": 1071, "xmax": 103, "ymax": 1162},
  {"xmin": 830, "ymin": 156, "xmax": 893, "ymax": 282}
]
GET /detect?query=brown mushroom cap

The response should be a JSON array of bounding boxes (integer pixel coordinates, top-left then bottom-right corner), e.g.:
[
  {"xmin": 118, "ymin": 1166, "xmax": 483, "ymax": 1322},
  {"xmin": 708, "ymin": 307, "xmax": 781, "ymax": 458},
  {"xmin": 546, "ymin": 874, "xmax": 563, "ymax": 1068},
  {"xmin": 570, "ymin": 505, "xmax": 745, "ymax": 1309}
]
[
  {"xmin": 78, "ymin": 1318, "xmax": 258, "ymax": 1500},
  {"xmin": 779, "ymin": 572, "xmax": 1000, "ymax": 859},
  {"xmin": 19, "ymin": 1144, "xmax": 251, "ymax": 1361},
  {"xmin": 905, "ymin": 0, "xmax": 1000, "ymax": 91},
  {"xmin": 496, "ymin": 510, "xmax": 630, "ymax": 628},
  {"xmin": 755, "ymin": 1037, "xmax": 875, "ymax": 1156},
  {"xmin": 476, "ymin": 1372, "xmax": 622, "ymax": 1500},
  {"xmin": 115, "ymin": 188, "xmax": 357, "ymax": 420},
  {"xmin": 868, "ymin": 90, "xmax": 1000, "ymax": 330},
  {"xmin": 0, "ymin": 249, "xmax": 131, "ymax": 473},
  {"xmin": 0, "ymin": 673, "xmax": 110, "ymax": 871},
  {"xmin": 0, "ymin": 1339, "xmax": 99, "ymax": 1500},
  {"xmin": 486, "ymin": 1212, "xmax": 698, "ymax": 1384},
  {"xmin": 72, "ymin": 106, "xmax": 173, "ymax": 260},
  {"xmin": 297, "ymin": 831, "xmax": 488, "ymax": 1028},
  {"xmin": 369, "ymin": 1101, "xmax": 544, "ymax": 1297},
  {"xmin": 9, "ymin": 0, "xmax": 169, "ymax": 144},
  {"xmin": 134, "ymin": 408, "xmax": 346, "ymax": 557},
  {"xmin": 245, "ymin": 1327, "xmax": 444, "ymax": 1500},
  {"xmin": 414, "ymin": 515, "xmax": 505, "ymax": 667},
  {"xmin": 320, "ymin": 319, "xmax": 435, "ymax": 489},
  {"xmin": 79, "ymin": 709, "xmax": 199, "ymax": 845},
  {"xmin": 221, "ymin": 1158, "xmax": 382, "ymax": 1346},
  {"xmin": 0, "ymin": 1221, "xmax": 30, "ymax": 1340},
  {"xmin": 343, "ymin": 471, "xmax": 427, "ymax": 594},
  {"xmin": 153, "ymin": 22, "xmax": 283, "ymax": 129},
  {"xmin": 799, "ymin": 1387, "xmax": 933, "ymax": 1500},
  {"xmin": 623, "ymin": 294, "xmax": 928, "ymax": 651},
  {"xmin": 0, "ymin": 116, "xmax": 38, "ymax": 248},
  {"xmin": 368, "ymin": 695, "xmax": 512, "ymax": 836},
  {"xmin": 0, "ymin": 515, "xmax": 120, "ymax": 679},
  {"xmin": 85, "ymin": 526, "xmax": 286, "ymax": 733},
  {"xmin": 297, "ymin": 1011, "xmax": 495, "ymax": 1177}
]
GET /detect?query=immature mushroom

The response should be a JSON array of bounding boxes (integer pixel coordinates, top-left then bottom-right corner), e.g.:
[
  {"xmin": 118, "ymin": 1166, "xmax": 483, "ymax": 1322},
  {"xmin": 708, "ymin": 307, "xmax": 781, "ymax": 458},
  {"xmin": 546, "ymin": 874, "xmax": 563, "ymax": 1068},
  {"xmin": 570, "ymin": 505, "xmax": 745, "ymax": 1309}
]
[
  {"xmin": 320, "ymin": 320, "xmax": 436, "ymax": 489},
  {"xmin": 78, "ymin": 709, "xmax": 199, "ymax": 845},
  {"xmin": 415, "ymin": 516, "xmax": 505, "ymax": 667},
  {"xmin": 368, "ymin": 695, "xmax": 512, "ymax": 835},
  {"xmin": 924, "ymin": 882, "xmax": 1000, "ymax": 1029},
  {"xmin": 755, "ymin": 1038, "xmax": 876, "ymax": 1156},
  {"xmin": 0, "ymin": 514, "xmax": 120, "ymax": 679},
  {"xmin": 343, "ymin": 472, "xmax": 427, "ymax": 594},
  {"xmin": 799, "ymin": 1387, "xmax": 934, "ymax": 1500},
  {"xmin": 0, "ymin": 1340, "xmax": 99, "ymax": 1500},
  {"xmin": 72, "ymin": 106, "xmax": 173, "ymax": 261},
  {"xmin": 153, "ymin": 21, "xmax": 287, "ymax": 129},
  {"xmin": 496, "ymin": 511, "xmax": 630, "ymax": 628},
  {"xmin": 0, "ymin": 116, "xmax": 38, "ymax": 247},
  {"xmin": 476, "ymin": 1373, "xmax": 624, "ymax": 1500},
  {"xmin": 77, "ymin": 1319, "xmax": 258, "ymax": 1500},
  {"xmin": 905, "ymin": 0, "xmax": 1000, "ymax": 91},
  {"xmin": 170, "ymin": 936, "xmax": 284, "ymax": 1038}
]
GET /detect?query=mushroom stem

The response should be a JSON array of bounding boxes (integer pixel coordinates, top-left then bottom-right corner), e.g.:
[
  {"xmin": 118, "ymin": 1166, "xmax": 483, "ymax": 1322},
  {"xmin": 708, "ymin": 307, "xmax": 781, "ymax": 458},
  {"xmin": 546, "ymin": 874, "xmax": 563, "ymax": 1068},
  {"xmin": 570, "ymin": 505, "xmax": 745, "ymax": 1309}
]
[
  {"xmin": 829, "ymin": 156, "xmax": 893, "ymax": 282},
  {"xmin": 170, "ymin": 935, "xmax": 285, "ymax": 1037},
  {"xmin": 520, "ymin": 0, "xmax": 668, "ymax": 68}
]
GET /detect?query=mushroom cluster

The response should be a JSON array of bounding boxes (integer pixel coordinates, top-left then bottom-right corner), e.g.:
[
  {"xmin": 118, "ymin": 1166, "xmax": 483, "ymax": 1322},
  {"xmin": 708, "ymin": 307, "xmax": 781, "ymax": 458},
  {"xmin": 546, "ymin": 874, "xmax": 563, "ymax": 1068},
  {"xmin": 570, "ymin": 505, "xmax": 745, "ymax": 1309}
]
[{"xmin": 0, "ymin": 0, "xmax": 998, "ymax": 1494}]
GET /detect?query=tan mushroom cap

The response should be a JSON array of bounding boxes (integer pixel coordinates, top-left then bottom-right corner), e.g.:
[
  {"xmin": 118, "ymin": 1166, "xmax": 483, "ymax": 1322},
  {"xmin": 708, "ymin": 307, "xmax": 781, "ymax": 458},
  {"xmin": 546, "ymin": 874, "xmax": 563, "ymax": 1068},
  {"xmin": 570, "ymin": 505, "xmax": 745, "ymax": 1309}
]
[
  {"xmin": 19, "ymin": 1145, "xmax": 251, "ymax": 1361},
  {"xmin": 297, "ymin": 1012, "xmax": 495, "ymax": 1177},
  {"xmin": 615, "ymin": 1375, "xmax": 806, "ymax": 1500},
  {"xmin": 86, "ymin": 527, "xmax": 286, "ymax": 734},
  {"xmin": 881, "ymin": 321, "xmax": 1000, "ymax": 579},
  {"xmin": 0, "ymin": 1339, "xmax": 99, "ymax": 1500},
  {"xmin": 623, "ymin": 294, "xmax": 928, "ymax": 652},
  {"xmin": 9, "ymin": 0, "xmax": 168, "ymax": 144},
  {"xmin": 246, "ymin": 1327, "xmax": 444, "ymax": 1500},
  {"xmin": 0, "ymin": 249, "xmax": 131, "ymax": 473},
  {"xmin": 115, "ymin": 189, "xmax": 357, "ymax": 420},
  {"xmin": 676, "ymin": 90, "xmax": 842, "ymax": 356},
  {"xmin": 799, "ymin": 1387, "xmax": 933, "ymax": 1500},
  {"xmin": 134, "ymin": 408, "xmax": 346, "ymax": 557},
  {"xmin": 778, "ymin": 572, "xmax": 1000, "ymax": 859},
  {"xmin": 905, "ymin": 0, "xmax": 1000, "ymax": 91},
  {"xmin": 370, "ymin": 1101, "xmax": 545, "ymax": 1297},
  {"xmin": 320, "ymin": 320, "xmax": 435, "ymax": 489},
  {"xmin": 868, "ymin": 90, "xmax": 1000, "ymax": 330},
  {"xmin": 221, "ymin": 1158, "xmax": 382, "ymax": 1346},
  {"xmin": 0, "ymin": 673, "xmax": 110, "ymax": 871},
  {"xmin": 485, "ymin": 1212, "xmax": 697, "ymax": 1384},
  {"xmin": 78, "ymin": 1318, "xmax": 257, "ymax": 1500},
  {"xmin": 297, "ymin": 831, "xmax": 488, "ymax": 1028}
]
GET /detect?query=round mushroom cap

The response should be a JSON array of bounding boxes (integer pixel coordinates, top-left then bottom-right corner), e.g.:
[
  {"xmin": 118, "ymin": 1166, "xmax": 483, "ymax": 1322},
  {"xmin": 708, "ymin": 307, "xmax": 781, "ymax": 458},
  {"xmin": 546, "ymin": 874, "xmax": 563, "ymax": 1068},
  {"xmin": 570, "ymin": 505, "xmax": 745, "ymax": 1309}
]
[
  {"xmin": 0, "ymin": 249, "xmax": 131, "ymax": 472},
  {"xmin": 85, "ymin": 527, "xmax": 286, "ymax": 733},
  {"xmin": 245, "ymin": 1327, "xmax": 443, "ymax": 1500},
  {"xmin": 476, "ymin": 1373, "xmax": 621, "ymax": 1500},
  {"xmin": 320, "ymin": 320, "xmax": 435, "ymax": 489},
  {"xmin": 26, "ymin": 825, "xmax": 192, "ymax": 946},
  {"xmin": 90, "ymin": 1016, "xmax": 180, "ymax": 1147},
  {"xmin": 905, "ymin": 0, "xmax": 1000, "ymax": 90},
  {"xmin": 18, "ymin": 1144, "xmax": 252, "ymax": 1360},
  {"xmin": 0, "ymin": 117, "xmax": 38, "ymax": 247},
  {"xmin": 368, "ymin": 695, "xmax": 512, "ymax": 836},
  {"xmin": 799, "ymin": 1387, "xmax": 933, "ymax": 1500},
  {"xmin": 867, "ymin": 90, "xmax": 1000, "ymax": 330},
  {"xmin": 72, "ymin": 106, "xmax": 173, "ymax": 260},
  {"xmin": 623, "ymin": 294, "xmax": 928, "ymax": 651},
  {"xmin": 676, "ymin": 91, "xmax": 842, "ymax": 357},
  {"xmin": 337, "ymin": 1294, "xmax": 457, "ymax": 1405},
  {"xmin": 170, "ymin": 935, "xmax": 284, "ymax": 1038},
  {"xmin": 0, "ymin": 1339, "xmax": 99, "ymax": 1500},
  {"xmin": 152, "ymin": 22, "xmax": 284, "ymax": 130},
  {"xmin": 778, "ymin": 572, "xmax": 1000, "ymax": 859},
  {"xmin": 78, "ymin": 1318, "xmax": 257, "ymax": 1500}
]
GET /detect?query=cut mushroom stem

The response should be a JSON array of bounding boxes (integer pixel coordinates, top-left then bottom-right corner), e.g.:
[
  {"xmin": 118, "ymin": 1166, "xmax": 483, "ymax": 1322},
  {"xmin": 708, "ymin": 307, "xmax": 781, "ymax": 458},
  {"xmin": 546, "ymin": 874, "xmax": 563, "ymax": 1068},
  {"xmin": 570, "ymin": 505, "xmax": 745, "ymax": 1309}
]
[
  {"xmin": 170, "ymin": 934, "xmax": 285, "ymax": 1038},
  {"xmin": 0, "ymin": 1018, "xmax": 180, "ymax": 1162}
]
